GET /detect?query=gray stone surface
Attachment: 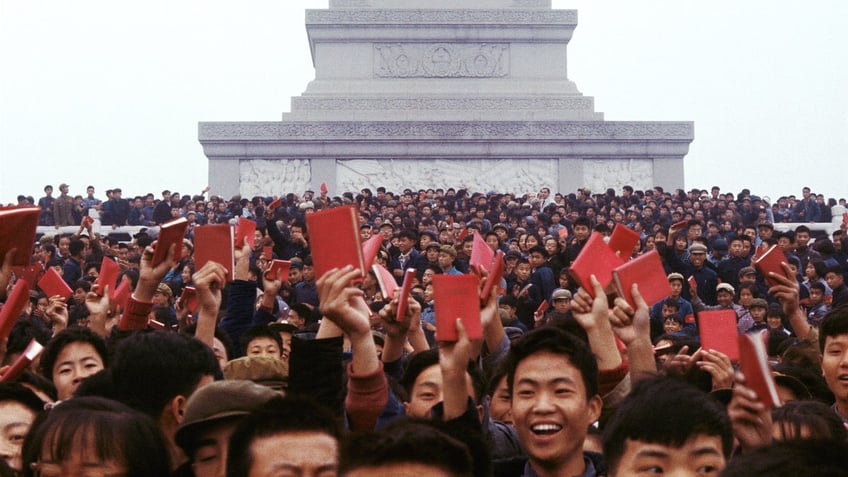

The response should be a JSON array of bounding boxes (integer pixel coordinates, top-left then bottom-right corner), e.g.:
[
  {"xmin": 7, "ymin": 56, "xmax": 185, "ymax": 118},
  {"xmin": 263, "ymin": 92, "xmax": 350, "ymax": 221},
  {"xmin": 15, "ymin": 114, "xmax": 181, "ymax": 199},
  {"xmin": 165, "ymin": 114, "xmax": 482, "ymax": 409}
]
[{"xmin": 200, "ymin": 1, "xmax": 693, "ymax": 198}]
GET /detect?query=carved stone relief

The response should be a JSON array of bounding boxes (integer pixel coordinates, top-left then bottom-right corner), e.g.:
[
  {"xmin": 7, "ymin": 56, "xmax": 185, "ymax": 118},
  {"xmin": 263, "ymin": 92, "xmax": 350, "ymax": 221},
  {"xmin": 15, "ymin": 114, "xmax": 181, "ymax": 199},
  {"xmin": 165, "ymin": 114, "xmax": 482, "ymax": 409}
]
[
  {"xmin": 583, "ymin": 159, "xmax": 653, "ymax": 192},
  {"xmin": 240, "ymin": 159, "xmax": 312, "ymax": 197},
  {"xmin": 374, "ymin": 43, "xmax": 509, "ymax": 78},
  {"xmin": 336, "ymin": 158, "xmax": 556, "ymax": 193}
]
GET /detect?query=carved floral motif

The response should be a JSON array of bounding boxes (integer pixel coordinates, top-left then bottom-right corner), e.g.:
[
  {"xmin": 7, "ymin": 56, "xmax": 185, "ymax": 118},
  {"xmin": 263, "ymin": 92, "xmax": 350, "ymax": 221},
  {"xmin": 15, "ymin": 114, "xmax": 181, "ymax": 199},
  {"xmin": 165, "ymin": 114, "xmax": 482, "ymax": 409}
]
[{"xmin": 374, "ymin": 43, "xmax": 509, "ymax": 78}]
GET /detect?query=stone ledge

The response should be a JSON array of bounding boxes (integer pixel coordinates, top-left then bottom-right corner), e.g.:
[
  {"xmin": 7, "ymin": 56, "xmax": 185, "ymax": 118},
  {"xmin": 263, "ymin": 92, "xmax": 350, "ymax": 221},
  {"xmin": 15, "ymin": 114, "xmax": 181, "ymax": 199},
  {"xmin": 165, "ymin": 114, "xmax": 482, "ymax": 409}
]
[
  {"xmin": 289, "ymin": 96, "xmax": 596, "ymax": 111},
  {"xmin": 305, "ymin": 9, "xmax": 577, "ymax": 25}
]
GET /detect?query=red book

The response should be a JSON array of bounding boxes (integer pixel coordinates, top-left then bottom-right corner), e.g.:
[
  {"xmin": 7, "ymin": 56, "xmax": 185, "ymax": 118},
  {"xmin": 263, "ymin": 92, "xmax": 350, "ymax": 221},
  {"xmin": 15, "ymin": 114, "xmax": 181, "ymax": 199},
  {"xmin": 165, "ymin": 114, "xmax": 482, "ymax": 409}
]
[
  {"xmin": 361, "ymin": 234, "xmax": 383, "ymax": 272},
  {"xmin": 0, "ymin": 279, "xmax": 30, "ymax": 341},
  {"xmin": 37, "ymin": 267, "xmax": 72, "ymax": 299},
  {"xmin": 843, "ymin": 212, "xmax": 848, "ymax": 225},
  {"xmin": 688, "ymin": 275, "xmax": 697, "ymax": 289},
  {"xmin": 320, "ymin": 182, "xmax": 329, "ymax": 195},
  {"xmin": 395, "ymin": 268, "xmax": 415, "ymax": 322},
  {"xmin": 12, "ymin": 263, "xmax": 43, "ymax": 286},
  {"xmin": 82, "ymin": 215, "xmax": 94, "ymax": 227},
  {"xmin": 754, "ymin": 244, "xmax": 790, "ymax": 288},
  {"xmin": 607, "ymin": 225, "xmax": 640, "ymax": 258},
  {"xmin": 698, "ymin": 310, "xmax": 740, "ymax": 361},
  {"xmin": 306, "ymin": 205, "xmax": 365, "ymax": 280},
  {"xmin": 372, "ymin": 264, "xmax": 398, "ymax": 300},
  {"xmin": 456, "ymin": 227, "xmax": 469, "ymax": 242},
  {"xmin": 0, "ymin": 338, "xmax": 43, "ymax": 383},
  {"xmin": 151, "ymin": 217, "xmax": 188, "ymax": 268},
  {"xmin": 267, "ymin": 198, "xmax": 282, "ymax": 212},
  {"xmin": 470, "ymin": 231, "xmax": 495, "ymax": 272},
  {"xmin": 110, "ymin": 278, "xmax": 131, "ymax": 310},
  {"xmin": 568, "ymin": 232, "xmax": 625, "ymax": 297},
  {"xmin": 263, "ymin": 245, "xmax": 273, "ymax": 260},
  {"xmin": 194, "ymin": 224, "xmax": 235, "ymax": 282},
  {"xmin": 433, "ymin": 274, "xmax": 482, "ymax": 342},
  {"xmin": 149, "ymin": 319, "xmax": 166, "ymax": 330},
  {"xmin": 738, "ymin": 330, "xmax": 782, "ymax": 409},
  {"xmin": 176, "ymin": 286, "xmax": 198, "ymax": 314},
  {"xmin": 95, "ymin": 257, "xmax": 120, "ymax": 297},
  {"xmin": 612, "ymin": 250, "xmax": 672, "ymax": 309},
  {"xmin": 235, "ymin": 217, "xmax": 257, "ymax": 248},
  {"xmin": 535, "ymin": 299, "xmax": 549, "ymax": 315},
  {"xmin": 670, "ymin": 220, "xmax": 688, "ymax": 231},
  {"xmin": 267, "ymin": 260, "xmax": 291, "ymax": 282},
  {"xmin": 480, "ymin": 250, "xmax": 505, "ymax": 302},
  {"xmin": 0, "ymin": 206, "xmax": 40, "ymax": 266}
]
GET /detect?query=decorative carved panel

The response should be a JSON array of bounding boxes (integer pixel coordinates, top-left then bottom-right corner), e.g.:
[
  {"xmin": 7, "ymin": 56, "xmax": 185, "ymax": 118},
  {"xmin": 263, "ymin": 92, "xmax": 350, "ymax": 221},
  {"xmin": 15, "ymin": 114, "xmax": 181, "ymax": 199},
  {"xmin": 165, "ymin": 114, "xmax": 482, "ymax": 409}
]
[
  {"xmin": 374, "ymin": 43, "xmax": 509, "ymax": 78},
  {"xmin": 583, "ymin": 159, "xmax": 653, "ymax": 193},
  {"xmin": 240, "ymin": 159, "xmax": 311, "ymax": 197}
]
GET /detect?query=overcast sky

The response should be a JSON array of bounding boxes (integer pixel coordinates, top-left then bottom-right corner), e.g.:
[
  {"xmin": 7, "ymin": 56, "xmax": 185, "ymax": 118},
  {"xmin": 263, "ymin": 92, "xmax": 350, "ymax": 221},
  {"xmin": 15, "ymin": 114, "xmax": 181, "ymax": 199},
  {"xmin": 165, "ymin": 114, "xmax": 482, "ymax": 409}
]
[{"xmin": 1, "ymin": 0, "xmax": 845, "ymax": 205}]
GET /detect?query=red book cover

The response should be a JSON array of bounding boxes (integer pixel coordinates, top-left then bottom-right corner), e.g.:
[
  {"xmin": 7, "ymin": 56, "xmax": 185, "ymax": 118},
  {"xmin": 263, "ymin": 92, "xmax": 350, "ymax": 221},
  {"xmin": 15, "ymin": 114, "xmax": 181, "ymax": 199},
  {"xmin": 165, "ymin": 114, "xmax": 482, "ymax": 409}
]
[
  {"xmin": 738, "ymin": 330, "xmax": 782, "ymax": 409},
  {"xmin": 37, "ymin": 267, "xmax": 72, "ymax": 299},
  {"xmin": 151, "ymin": 217, "xmax": 188, "ymax": 268},
  {"xmin": 0, "ymin": 206, "xmax": 40, "ymax": 266},
  {"xmin": 194, "ymin": 224, "xmax": 235, "ymax": 282},
  {"xmin": 698, "ymin": 310, "xmax": 740, "ymax": 361},
  {"xmin": 433, "ymin": 274, "xmax": 482, "ymax": 342},
  {"xmin": 456, "ymin": 227, "xmax": 469, "ymax": 242},
  {"xmin": 470, "ymin": 231, "xmax": 495, "ymax": 272},
  {"xmin": 395, "ymin": 268, "xmax": 415, "ymax": 322},
  {"xmin": 535, "ymin": 299, "xmax": 549, "ymax": 315},
  {"xmin": 176, "ymin": 286, "xmax": 198, "ymax": 314},
  {"xmin": 263, "ymin": 245, "xmax": 273, "ymax": 260},
  {"xmin": 480, "ymin": 250, "xmax": 505, "ymax": 302},
  {"xmin": 110, "ymin": 278, "xmax": 131, "ymax": 310},
  {"xmin": 361, "ymin": 234, "xmax": 383, "ymax": 272},
  {"xmin": 612, "ymin": 250, "xmax": 672, "ymax": 309},
  {"xmin": 568, "ymin": 232, "xmax": 625, "ymax": 297},
  {"xmin": 306, "ymin": 205, "xmax": 365, "ymax": 280},
  {"xmin": 843, "ymin": 212, "xmax": 848, "ymax": 225},
  {"xmin": 0, "ymin": 338, "xmax": 43, "ymax": 383},
  {"xmin": 0, "ymin": 279, "xmax": 30, "ymax": 341},
  {"xmin": 95, "ymin": 257, "xmax": 120, "ymax": 297},
  {"xmin": 12, "ymin": 263, "xmax": 43, "ymax": 286},
  {"xmin": 235, "ymin": 217, "xmax": 257, "ymax": 248},
  {"xmin": 267, "ymin": 260, "xmax": 291, "ymax": 282},
  {"xmin": 372, "ymin": 264, "xmax": 398, "ymax": 300},
  {"xmin": 320, "ymin": 182, "xmax": 328, "ymax": 195},
  {"xmin": 267, "ymin": 198, "xmax": 282, "ymax": 212},
  {"xmin": 607, "ymin": 225, "xmax": 640, "ymax": 258},
  {"xmin": 754, "ymin": 244, "xmax": 789, "ymax": 288},
  {"xmin": 671, "ymin": 220, "xmax": 688, "ymax": 231}
]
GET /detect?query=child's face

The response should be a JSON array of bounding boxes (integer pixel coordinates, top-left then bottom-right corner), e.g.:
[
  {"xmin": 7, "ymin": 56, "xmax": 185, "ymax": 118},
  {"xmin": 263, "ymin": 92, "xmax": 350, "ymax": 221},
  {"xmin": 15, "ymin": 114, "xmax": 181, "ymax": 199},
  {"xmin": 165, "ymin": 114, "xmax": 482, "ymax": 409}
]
[
  {"xmin": 767, "ymin": 315, "xmax": 783, "ymax": 330},
  {"xmin": 809, "ymin": 288, "xmax": 823, "ymax": 305},
  {"xmin": 664, "ymin": 319, "xmax": 683, "ymax": 335},
  {"xmin": 750, "ymin": 307, "xmax": 767, "ymax": 323},
  {"xmin": 662, "ymin": 305, "xmax": 679, "ymax": 319}
]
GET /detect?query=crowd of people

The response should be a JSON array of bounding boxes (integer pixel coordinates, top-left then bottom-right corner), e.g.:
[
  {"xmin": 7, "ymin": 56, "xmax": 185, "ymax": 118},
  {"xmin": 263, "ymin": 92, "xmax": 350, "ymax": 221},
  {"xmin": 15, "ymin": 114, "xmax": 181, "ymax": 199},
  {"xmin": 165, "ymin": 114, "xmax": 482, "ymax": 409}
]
[{"xmin": 1, "ymin": 182, "xmax": 847, "ymax": 477}]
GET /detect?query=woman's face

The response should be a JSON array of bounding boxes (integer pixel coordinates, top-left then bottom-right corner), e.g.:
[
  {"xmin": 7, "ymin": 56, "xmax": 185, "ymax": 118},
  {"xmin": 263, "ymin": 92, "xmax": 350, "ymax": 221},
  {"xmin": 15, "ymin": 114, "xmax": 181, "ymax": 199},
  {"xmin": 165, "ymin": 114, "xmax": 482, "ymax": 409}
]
[
  {"xmin": 738, "ymin": 289, "xmax": 753, "ymax": 308},
  {"xmin": 805, "ymin": 262, "xmax": 817, "ymax": 279},
  {"xmin": 544, "ymin": 239, "xmax": 558, "ymax": 256},
  {"xmin": 52, "ymin": 342, "xmax": 105, "ymax": 401},
  {"xmin": 34, "ymin": 436, "xmax": 127, "ymax": 477},
  {"xmin": 525, "ymin": 234, "xmax": 539, "ymax": 250}
]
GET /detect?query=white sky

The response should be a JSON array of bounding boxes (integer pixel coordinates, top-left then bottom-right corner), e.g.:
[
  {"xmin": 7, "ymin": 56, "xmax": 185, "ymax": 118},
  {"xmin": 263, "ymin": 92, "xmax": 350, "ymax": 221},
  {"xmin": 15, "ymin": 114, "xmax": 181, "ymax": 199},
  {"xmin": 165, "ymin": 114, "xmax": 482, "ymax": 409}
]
[{"xmin": 1, "ymin": 0, "xmax": 846, "ymax": 204}]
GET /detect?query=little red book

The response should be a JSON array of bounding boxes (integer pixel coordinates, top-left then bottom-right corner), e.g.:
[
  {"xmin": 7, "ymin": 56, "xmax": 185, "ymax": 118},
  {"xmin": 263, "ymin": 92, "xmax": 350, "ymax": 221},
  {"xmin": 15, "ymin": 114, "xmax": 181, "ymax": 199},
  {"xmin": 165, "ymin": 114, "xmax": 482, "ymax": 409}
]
[
  {"xmin": 0, "ymin": 279, "xmax": 30, "ymax": 341},
  {"xmin": 470, "ymin": 231, "xmax": 495, "ymax": 273},
  {"xmin": 267, "ymin": 260, "xmax": 291, "ymax": 282},
  {"xmin": 738, "ymin": 330, "xmax": 782, "ymax": 409},
  {"xmin": 0, "ymin": 338, "xmax": 43, "ymax": 383},
  {"xmin": 480, "ymin": 250, "xmax": 505, "ymax": 302},
  {"xmin": 306, "ymin": 205, "xmax": 365, "ymax": 280},
  {"xmin": 267, "ymin": 198, "xmax": 282, "ymax": 212},
  {"xmin": 110, "ymin": 278, "xmax": 131, "ymax": 310},
  {"xmin": 95, "ymin": 257, "xmax": 120, "ymax": 297},
  {"xmin": 433, "ymin": 274, "xmax": 482, "ymax": 342},
  {"xmin": 235, "ymin": 217, "xmax": 257, "ymax": 248},
  {"xmin": 0, "ymin": 206, "xmax": 40, "ymax": 266},
  {"xmin": 263, "ymin": 245, "xmax": 273, "ymax": 260},
  {"xmin": 37, "ymin": 267, "xmax": 72, "ymax": 299},
  {"xmin": 372, "ymin": 264, "xmax": 398, "ymax": 300},
  {"xmin": 194, "ymin": 224, "xmax": 235, "ymax": 282},
  {"xmin": 176, "ymin": 286, "xmax": 198, "ymax": 314},
  {"xmin": 607, "ymin": 224, "xmax": 640, "ymax": 258},
  {"xmin": 754, "ymin": 244, "xmax": 790, "ymax": 288},
  {"xmin": 152, "ymin": 217, "xmax": 188, "ymax": 268},
  {"xmin": 698, "ymin": 310, "xmax": 740, "ymax": 361},
  {"xmin": 395, "ymin": 268, "xmax": 415, "ymax": 323},
  {"xmin": 535, "ymin": 299, "xmax": 549, "ymax": 316},
  {"xmin": 361, "ymin": 234, "xmax": 383, "ymax": 272},
  {"xmin": 568, "ymin": 232, "xmax": 625, "ymax": 297},
  {"xmin": 12, "ymin": 263, "xmax": 43, "ymax": 286},
  {"xmin": 612, "ymin": 250, "xmax": 672, "ymax": 309}
]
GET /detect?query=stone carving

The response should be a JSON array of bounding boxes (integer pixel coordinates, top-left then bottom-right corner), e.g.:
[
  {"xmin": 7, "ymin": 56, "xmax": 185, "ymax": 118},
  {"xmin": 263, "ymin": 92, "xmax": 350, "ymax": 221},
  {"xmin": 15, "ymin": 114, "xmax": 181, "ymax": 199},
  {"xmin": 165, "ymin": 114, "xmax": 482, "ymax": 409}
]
[
  {"xmin": 291, "ymin": 97, "xmax": 595, "ymax": 111},
  {"xmin": 200, "ymin": 121, "xmax": 693, "ymax": 140},
  {"xmin": 336, "ymin": 158, "xmax": 556, "ymax": 193},
  {"xmin": 239, "ymin": 159, "xmax": 311, "ymax": 197},
  {"xmin": 583, "ymin": 159, "xmax": 653, "ymax": 193},
  {"xmin": 375, "ymin": 43, "xmax": 508, "ymax": 78},
  {"xmin": 306, "ymin": 9, "xmax": 577, "ymax": 25}
]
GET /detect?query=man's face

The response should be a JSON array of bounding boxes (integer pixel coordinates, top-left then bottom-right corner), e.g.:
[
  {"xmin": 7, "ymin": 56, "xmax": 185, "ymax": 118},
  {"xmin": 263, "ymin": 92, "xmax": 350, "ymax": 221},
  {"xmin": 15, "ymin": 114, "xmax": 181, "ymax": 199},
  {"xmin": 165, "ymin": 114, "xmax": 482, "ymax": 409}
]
[
  {"xmin": 716, "ymin": 291, "xmax": 733, "ymax": 307},
  {"xmin": 488, "ymin": 375, "xmax": 513, "ymax": 425},
  {"xmin": 405, "ymin": 364, "xmax": 475, "ymax": 419},
  {"xmin": 826, "ymin": 272, "xmax": 844, "ymax": 290},
  {"xmin": 528, "ymin": 252, "xmax": 545, "ymax": 269},
  {"xmin": 515, "ymin": 263, "xmax": 531, "ymax": 282},
  {"xmin": 809, "ymin": 288, "xmax": 823, "ymax": 305},
  {"xmin": 552, "ymin": 298, "xmax": 570, "ymax": 313},
  {"xmin": 288, "ymin": 267, "xmax": 302, "ymax": 284},
  {"xmin": 778, "ymin": 236, "xmax": 793, "ymax": 252},
  {"xmin": 689, "ymin": 252, "xmax": 706, "ymax": 268},
  {"xmin": 397, "ymin": 236, "xmax": 414, "ymax": 253},
  {"xmin": 796, "ymin": 232, "xmax": 810, "ymax": 248},
  {"xmin": 821, "ymin": 333, "xmax": 848, "ymax": 407},
  {"xmin": 669, "ymin": 280, "xmax": 683, "ymax": 298},
  {"xmin": 612, "ymin": 434, "xmax": 726, "ymax": 477},
  {"xmin": 573, "ymin": 225, "xmax": 589, "ymax": 241},
  {"xmin": 246, "ymin": 337, "xmax": 281, "ymax": 359},
  {"xmin": 750, "ymin": 307, "xmax": 766, "ymax": 323},
  {"xmin": 437, "ymin": 252, "xmax": 454, "ymax": 270},
  {"xmin": 190, "ymin": 420, "xmax": 238, "ymax": 477},
  {"xmin": 302, "ymin": 265, "xmax": 315, "ymax": 283},
  {"xmin": 58, "ymin": 237, "xmax": 70, "ymax": 257},
  {"xmin": 247, "ymin": 431, "xmax": 338, "ymax": 477},
  {"xmin": 511, "ymin": 352, "xmax": 601, "ymax": 471},
  {"xmin": 687, "ymin": 225, "xmax": 702, "ymax": 240},
  {"xmin": 419, "ymin": 234, "xmax": 432, "ymax": 249},
  {"xmin": 728, "ymin": 240, "xmax": 744, "ymax": 258}
]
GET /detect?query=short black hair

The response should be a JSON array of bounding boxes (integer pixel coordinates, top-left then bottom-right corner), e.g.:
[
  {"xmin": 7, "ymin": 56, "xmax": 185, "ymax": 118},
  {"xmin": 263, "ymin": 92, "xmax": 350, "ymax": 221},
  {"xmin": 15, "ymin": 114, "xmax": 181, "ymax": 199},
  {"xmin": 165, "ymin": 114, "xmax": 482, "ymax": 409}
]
[
  {"xmin": 226, "ymin": 396, "xmax": 342, "ymax": 477},
  {"xmin": 601, "ymin": 376, "xmax": 732, "ymax": 474},
  {"xmin": 240, "ymin": 324, "xmax": 283, "ymax": 357},
  {"xmin": 110, "ymin": 331, "xmax": 220, "ymax": 418},
  {"xmin": 399, "ymin": 348, "xmax": 485, "ymax": 404},
  {"xmin": 340, "ymin": 419, "xmax": 472, "ymax": 477},
  {"xmin": 719, "ymin": 438, "xmax": 848, "ymax": 477},
  {"xmin": 819, "ymin": 305, "xmax": 848, "ymax": 352},
  {"xmin": 39, "ymin": 327, "xmax": 108, "ymax": 382},
  {"xmin": 503, "ymin": 326, "xmax": 598, "ymax": 398}
]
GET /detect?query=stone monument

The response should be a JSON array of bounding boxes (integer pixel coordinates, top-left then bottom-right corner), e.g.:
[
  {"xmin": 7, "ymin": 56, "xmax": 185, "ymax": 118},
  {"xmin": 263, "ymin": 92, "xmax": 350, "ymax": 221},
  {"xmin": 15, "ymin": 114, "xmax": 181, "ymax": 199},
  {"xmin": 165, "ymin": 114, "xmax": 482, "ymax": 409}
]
[{"xmin": 199, "ymin": 0, "xmax": 693, "ymax": 198}]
